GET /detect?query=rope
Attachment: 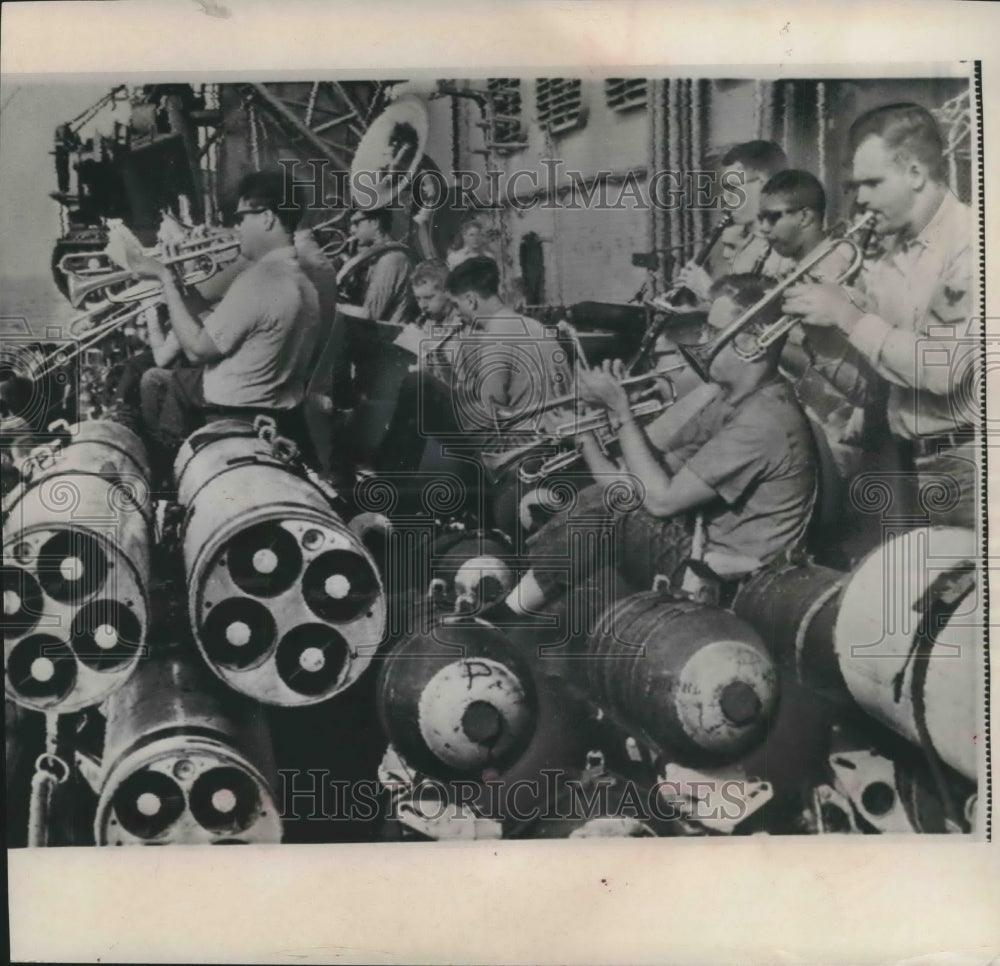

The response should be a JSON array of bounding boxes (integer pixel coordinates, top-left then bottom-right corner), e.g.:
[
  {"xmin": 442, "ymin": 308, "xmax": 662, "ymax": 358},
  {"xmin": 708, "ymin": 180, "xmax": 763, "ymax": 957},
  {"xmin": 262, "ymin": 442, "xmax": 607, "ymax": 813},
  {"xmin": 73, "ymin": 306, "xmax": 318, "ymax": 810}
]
[
  {"xmin": 648, "ymin": 79, "xmax": 665, "ymax": 291},
  {"xmin": 782, "ymin": 82, "xmax": 794, "ymax": 158},
  {"xmin": 248, "ymin": 102, "xmax": 261, "ymax": 169},
  {"xmin": 27, "ymin": 712, "xmax": 68, "ymax": 848},
  {"xmin": 305, "ymin": 82, "xmax": 319, "ymax": 128},
  {"xmin": 541, "ymin": 120, "xmax": 563, "ymax": 305},
  {"xmin": 817, "ymin": 82, "xmax": 827, "ymax": 188},
  {"xmin": 691, "ymin": 79, "xmax": 706, "ymax": 250},
  {"xmin": 667, "ymin": 80, "xmax": 682, "ymax": 261}
]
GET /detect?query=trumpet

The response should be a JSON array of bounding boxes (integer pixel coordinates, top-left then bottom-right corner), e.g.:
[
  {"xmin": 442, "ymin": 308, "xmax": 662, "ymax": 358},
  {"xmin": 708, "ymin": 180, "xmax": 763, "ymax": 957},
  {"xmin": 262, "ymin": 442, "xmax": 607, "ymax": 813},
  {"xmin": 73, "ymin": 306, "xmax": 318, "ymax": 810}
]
[
  {"xmin": 486, "ymin": 367, "xmax": 682, "ymax": 484},
  {"xmin": 678, "ymin": 212, "xmax": 875, "ymax": 382},
  {"xmin": 57, "ymin": 228, "xmax": 237, "ymax": 281},
  {"xmin": 64, "ymin": 237, "xmax": 241, "ymax": 307}
]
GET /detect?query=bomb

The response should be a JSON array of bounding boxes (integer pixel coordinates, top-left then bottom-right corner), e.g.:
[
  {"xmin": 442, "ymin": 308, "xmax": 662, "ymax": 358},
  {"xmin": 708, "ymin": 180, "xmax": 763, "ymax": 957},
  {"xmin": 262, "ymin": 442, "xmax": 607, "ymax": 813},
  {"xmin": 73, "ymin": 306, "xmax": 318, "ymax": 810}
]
[
  {"xmin": 94, "ymin": 647, "xmax": 280, "ymax": 845},
  {"xmin": 375, "ymin": 617, "xmax": 538, "ymax": 780},
  {"xmin": 732, "ymin": 561, "xmax": 848, "ymax": 694},
  {"xmin": 735, "ymin": 528, "xmax": 979, "ymax": 784},
  {"xmin": 832, "ymin": 526, "xmax": 978, "ymax": 782},
  {"xmin": 427, "ymin": 530, "xmax": 517, "ymax": 615},
  {"xmin": 175, "ymin": 420, "xmax": 387, "ymax": 706},
  {"xmin": 536, "ymin": 586, "xmax": 779, "ymax": 765},
  {"xmin": 4, "ymin": 420, "xmax": 151, "ymax": 712}
]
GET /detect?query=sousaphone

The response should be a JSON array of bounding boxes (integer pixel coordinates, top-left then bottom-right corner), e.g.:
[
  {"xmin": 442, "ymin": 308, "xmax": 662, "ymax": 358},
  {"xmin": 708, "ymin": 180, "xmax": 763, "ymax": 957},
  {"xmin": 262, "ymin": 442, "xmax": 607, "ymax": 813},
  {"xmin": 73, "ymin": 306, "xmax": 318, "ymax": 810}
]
[{"xmin": 349, "ymin": 94, "xmax": 431, "ymax": 212}]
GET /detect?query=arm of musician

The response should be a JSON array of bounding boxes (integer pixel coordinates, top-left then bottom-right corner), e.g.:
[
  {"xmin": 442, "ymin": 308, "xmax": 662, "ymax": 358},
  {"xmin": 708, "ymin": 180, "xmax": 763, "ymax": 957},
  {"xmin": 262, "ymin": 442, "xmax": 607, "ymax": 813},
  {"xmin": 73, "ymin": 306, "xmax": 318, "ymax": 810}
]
[
  {"xmin": 146, "ymin": 312, "xmax": 182, "ymax": 368},
  {"xmin": 363, "ymin": 250, "xmax": 411, "ymax": 324},
  {"xmin": 615, "ymin": 406, "xmax": 716, "ymax": 518},
  {"xmin": 783, "ymin": 258, "xmax": 974, "ymax": 397},
  {"xmin": 577, "ymin": 431, "xmax": 627, "ymax": 480},
  {"xmin": 845, "ymin": 257, "xmax": 975, "ymax": 397},
  {"xmin": 643, "ymin": 381, "xmax": 720, "ymax": 452},
  {"xmin": 674, "ymin": 262, "xmax": 714, "ymax": 303},
  {"xmin": 158, "ymin": 271, "xmax": 224, "ymax": 365}
]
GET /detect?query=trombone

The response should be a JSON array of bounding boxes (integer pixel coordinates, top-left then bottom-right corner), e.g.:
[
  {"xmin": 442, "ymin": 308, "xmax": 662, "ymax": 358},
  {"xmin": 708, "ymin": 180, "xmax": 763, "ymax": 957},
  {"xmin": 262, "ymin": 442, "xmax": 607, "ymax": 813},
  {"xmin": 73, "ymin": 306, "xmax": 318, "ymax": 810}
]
[
  {"xmin": 20, "ymin": 298, "xmax": 156, "ymax": 384},
  {"xmin": 678, "ymin": 212, "xmax": 875, "ymax": 382}
]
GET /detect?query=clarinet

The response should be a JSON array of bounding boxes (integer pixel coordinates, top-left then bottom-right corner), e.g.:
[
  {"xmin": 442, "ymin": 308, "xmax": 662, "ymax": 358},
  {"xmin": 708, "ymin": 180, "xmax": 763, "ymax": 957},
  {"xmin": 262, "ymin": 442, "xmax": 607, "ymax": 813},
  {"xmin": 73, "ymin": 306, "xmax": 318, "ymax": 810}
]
[
  {"xmin": 627, "ymin": 211, "xmax": 734, "ymax": 373},
  {"xmin": 747, "ymin": 241, "xmax": 772, "ymax": 277}
]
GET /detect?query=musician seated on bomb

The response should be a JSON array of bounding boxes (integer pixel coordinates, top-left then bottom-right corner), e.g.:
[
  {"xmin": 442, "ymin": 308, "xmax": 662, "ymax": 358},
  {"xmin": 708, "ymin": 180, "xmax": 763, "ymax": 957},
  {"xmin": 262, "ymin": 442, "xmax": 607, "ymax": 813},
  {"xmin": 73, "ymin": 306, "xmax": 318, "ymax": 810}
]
[
  {"xmin": 128, "ymin": 169, "xmax": 321, "ymax": 475},
  {"xmin": 485, "ymin": 273, "xmax": 818, "ymax": 625}
]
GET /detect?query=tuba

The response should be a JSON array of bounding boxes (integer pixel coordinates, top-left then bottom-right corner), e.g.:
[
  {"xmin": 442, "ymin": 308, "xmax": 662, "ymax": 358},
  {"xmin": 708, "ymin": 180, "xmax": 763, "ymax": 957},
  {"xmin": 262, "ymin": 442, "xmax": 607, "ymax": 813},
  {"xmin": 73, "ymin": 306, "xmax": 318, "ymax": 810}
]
[
  {"xmin": 678, "ymin": 212, "xmax": 875, "ymax": 382},
  {"xmin": 349, "ymin": 94, "xmax": 431, "ymax": 212}
]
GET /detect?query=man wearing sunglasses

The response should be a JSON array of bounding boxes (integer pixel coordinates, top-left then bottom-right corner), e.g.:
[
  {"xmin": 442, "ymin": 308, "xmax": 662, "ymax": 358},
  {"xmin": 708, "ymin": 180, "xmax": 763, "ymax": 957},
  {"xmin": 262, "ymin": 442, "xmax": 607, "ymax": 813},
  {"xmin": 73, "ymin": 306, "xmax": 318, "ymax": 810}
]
[
  {"xmin": 676, "ymin": 140, "xmax": 793, "ymax": 303},
  {"xmin": 757, "ymin": 170, "xmax": 878, "ymax": 458},
  {"xmin": 782, "ymin": 103, "xmax": 976, "ymax": 529},
  {"xmin": 128, "ymin": 169, "xmax": 320, "ymax": 473},
  {"xmin": 751, "ymin": 169, "xmax": 885, "ymax": 561},
  {"xmin": 340, "ymin": 207, "xmax": 416, "ymax": 325}
]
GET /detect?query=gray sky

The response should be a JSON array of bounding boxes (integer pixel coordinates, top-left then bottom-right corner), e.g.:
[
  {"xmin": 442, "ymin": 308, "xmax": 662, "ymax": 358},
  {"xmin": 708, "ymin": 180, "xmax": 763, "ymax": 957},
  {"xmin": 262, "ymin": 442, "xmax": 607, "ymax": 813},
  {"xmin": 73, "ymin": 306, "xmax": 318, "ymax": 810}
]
[{"xmin": 0, "ymin": 82, "xmax": 122, "ymax": 277}]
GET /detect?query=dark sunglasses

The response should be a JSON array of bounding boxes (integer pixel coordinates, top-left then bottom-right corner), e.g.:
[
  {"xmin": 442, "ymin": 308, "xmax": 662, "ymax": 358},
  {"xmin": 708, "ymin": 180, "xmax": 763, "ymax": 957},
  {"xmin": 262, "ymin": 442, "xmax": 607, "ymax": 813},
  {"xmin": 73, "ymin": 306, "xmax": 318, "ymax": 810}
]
[
  {"xmin": 757, "ymin": 206, "xmax": 803, "ymax": 227},
  {"xmin": 233, "ymin": 206, "xmax": 270, "ymax": 224}
]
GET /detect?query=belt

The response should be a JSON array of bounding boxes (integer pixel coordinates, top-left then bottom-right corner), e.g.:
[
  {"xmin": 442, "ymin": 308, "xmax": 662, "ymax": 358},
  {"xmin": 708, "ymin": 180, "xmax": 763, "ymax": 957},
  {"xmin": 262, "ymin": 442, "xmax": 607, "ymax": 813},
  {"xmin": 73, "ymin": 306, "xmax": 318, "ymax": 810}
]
[{"xmin": 908, "ymin": 430, "xmax": 975, "ymax": 460}]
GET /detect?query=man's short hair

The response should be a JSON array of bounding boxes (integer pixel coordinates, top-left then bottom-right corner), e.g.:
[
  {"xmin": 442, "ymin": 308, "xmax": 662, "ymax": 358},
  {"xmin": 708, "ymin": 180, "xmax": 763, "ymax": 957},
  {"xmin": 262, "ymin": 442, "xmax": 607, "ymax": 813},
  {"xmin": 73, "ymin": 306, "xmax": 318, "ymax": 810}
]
[
  {"xmin": 761, "ymin": 169, "xmax": 827, "ymax": 220},
  {"xmin": 720, "ymin": 140, "xmax": 788, "ymax": 178},
  {"xmin": 709, "ymin": 273, "xmax": 787, "ymax": 363},
  {"xmin": 237, "ymin": 168, "xmax": 302, "ymax": 234},
  {"xmin": 848, "ymin": 102, "xmax": 947, "ymax": 183},
  {"xmin": 411, "ymin": 259, "xmax": 449, "ymax": 290},
  {"xmin": 353, "ymin": 207, "xmax": 394, "ymax": 235},
  {"xmin": 446, "ymin": 256, "xmax": 500, "ymax": 298}
]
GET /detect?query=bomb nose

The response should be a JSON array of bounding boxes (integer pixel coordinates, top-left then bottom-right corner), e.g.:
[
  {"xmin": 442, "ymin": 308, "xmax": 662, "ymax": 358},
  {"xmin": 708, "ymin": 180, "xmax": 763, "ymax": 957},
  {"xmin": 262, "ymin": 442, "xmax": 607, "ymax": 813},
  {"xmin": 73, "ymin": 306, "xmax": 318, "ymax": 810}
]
[{"xmin": 719, "ymin": 681, "xmax": 762, "ymax": 726}]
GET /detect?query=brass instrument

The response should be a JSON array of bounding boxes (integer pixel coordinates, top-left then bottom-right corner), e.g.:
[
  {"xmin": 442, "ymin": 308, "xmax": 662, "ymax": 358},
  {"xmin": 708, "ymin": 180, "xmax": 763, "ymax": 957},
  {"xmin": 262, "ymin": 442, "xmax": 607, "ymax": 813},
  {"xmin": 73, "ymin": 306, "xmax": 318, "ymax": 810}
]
[
  {"xmin": 57, "ymin": 227, "xmax": 236, "ymax": 281},
  {"xmin": 485, "ymin": 315, "xmax": 684, "ymax": 484},
  {"xmin": 349, "ymin": 94, "xmax": 430, "ymax": 211},
  {"xmin": 30, "ymin": 299, "xmax": 156, "ymax": 382},
  {"xmin": 308, "ymin": 210, "xmax": 353, "ymax": 260},
  {"xmin": 678, "ymin": 212, "xmax": 876, "ymax": 382},
  {"xmin": 64, "ymin": 237, "xmax": 241, "ymax": 307},
  {"xmin": 628, "ymin": 211, "xmax": 734, "ymax": 374}
]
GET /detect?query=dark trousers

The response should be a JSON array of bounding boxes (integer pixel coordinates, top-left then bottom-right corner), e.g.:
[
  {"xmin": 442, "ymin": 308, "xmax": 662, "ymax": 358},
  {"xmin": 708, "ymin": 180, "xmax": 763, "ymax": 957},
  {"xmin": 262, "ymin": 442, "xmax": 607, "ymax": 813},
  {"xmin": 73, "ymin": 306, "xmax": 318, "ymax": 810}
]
[
  {"xmin": 903, "ymin": 438, "xmax": 978, "ymax": 530},
  {"xmin": 145, "ymin": 367, "xmax": 317, "ymax": 478},
  {"xmin": 372, "ymin": 371, "xmax": 460, "ymax": 473}
]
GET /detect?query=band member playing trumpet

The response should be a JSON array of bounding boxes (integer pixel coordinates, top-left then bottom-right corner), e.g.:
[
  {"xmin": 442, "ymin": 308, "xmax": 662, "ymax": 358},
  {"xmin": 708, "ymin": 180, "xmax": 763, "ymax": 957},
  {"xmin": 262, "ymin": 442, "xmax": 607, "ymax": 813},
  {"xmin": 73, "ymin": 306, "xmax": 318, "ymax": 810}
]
[
  {"xmin": 128, "ymin": 169, "xmax": 321, "ymax": 471},
  {"xmin": 782, "ymin": 103, "xmax": 976, "ymax": 528},
  {"xmin": 755, "ymin": 170, "xmax": 878, "ymax": 480},
  {"xmin": 486, "ymin": 274, "xmax": 817, "ymax": 625}
]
